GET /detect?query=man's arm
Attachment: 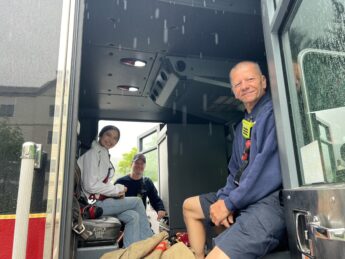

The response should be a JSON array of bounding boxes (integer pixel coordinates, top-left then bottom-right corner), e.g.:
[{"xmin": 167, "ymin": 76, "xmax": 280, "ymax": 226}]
[
  {"xmin": 223, "ymin": 110, "xmax": 282, "ymax": 212},
  {"xmin": 216, "ymin": 124, "xmax": 242, "ymax": 201},
  {"xmin": 145, "ymin": 178, "xmax": 166, "ymax": 214}
]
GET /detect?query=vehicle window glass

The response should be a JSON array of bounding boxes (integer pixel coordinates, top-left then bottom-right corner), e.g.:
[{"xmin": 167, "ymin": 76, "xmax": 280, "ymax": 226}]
[
  {"xmin": 142, "ymin": 131, "xmax": 158, "ymax": 150},
  {"xmin": 144, "ymin": 149, "xmax": 159, "ymax": 187},
  {"xmin": 0, "ymin": 1, "xmax": 64, "ymax": 258},
  {"xmin": 283, "ymin": 0, "xmax": 345, "ymax": 185}
]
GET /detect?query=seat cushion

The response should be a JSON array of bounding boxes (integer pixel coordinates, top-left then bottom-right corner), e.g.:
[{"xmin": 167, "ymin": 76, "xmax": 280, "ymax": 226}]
[{"xmin": 83, "ymin": 216, "xmax": 122, "ymax": 241}]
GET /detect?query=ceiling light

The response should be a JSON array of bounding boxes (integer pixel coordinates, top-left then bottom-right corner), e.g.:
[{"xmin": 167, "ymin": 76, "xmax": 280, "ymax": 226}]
[
  {"xmin": 129, "ymin": 87, "xmax": 139, "ymax": 92},
  {"xmin": 120, "ymin": 58, "xmax": 147, "ymax": 68},
  {"xmin": 117, "ymin": 85, "xmax": 139, "ymax": 92}
]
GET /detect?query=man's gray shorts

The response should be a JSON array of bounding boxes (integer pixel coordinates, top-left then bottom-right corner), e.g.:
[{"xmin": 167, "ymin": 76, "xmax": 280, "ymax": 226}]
[{"xmin": 199, "ymin": 191, "xmax": 286, "ymax": 259}]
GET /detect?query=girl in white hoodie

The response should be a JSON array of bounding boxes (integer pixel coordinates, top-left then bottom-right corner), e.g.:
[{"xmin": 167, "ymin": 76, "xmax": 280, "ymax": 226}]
[{"xmin": 78, "ymin": 125, "xmax": 153, "ymax": 247}]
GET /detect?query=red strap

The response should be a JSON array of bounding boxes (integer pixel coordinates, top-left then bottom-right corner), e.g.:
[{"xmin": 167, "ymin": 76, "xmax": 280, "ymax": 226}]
[
  {"xmin": 154, "ymin": 241, "xmax": 168, "ymax": 251},
  {"xmin": 89, "ymin": 194, "xmax": 96, "ymax": 201},
  {"xmin": 89, "ymin": 194, "xmax": 108, "ymax": 201},
  {"xmin": 98, "ymin": 194, "xmax": 108, "ymax": 201},
  {"xmin": 103, "ymin": 174, "xmax": 109, "ymax": 183},
  {"xmin": 89, "ymin": 206, "xmax": 96, "ymax": 219},
  {"xmin": 241, "ymin": 140, "xmax": 251, "ymax": 161},
  {"xmin": 89, "ymin": 170, "xmax": 111, "ymax": 200}
]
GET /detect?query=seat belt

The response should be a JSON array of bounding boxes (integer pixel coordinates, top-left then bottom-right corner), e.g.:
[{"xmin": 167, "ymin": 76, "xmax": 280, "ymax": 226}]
[
  {"xmin": 233, "ymin": 119, "xmax": 254, "ymax": 186},
  {"xmin": 73, "ymin": 161, "xmax": 93, "ymax": 239}
]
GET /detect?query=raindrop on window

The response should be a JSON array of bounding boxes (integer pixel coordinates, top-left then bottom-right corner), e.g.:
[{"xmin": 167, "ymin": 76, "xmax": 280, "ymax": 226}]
[
  {"xmin": 203, "ymin": 0, "xmax": 206, "ymax": 8},
  {"xmin": 172, "ymin": 102, "xmax": 176, "ymax": 115},
  {"xmin": 182, "ymin": 105, "xmax": 187, "ymax": 126},
  {"xmin": 182, "ymin": 25, "xmax": 185, "ymax": 35},
  {"xmin": 133, "ymin": 37, "xmax": 137, "ymax": 49},
  {"xmin": 179, "ymin": 143, "xmax": 183, "ymax": 155},
  {"xmin": 199, "ymin": 52, "xmax": 203, "ymax": 59},
  {"xmin": 118, "ymin": 44, "xmax": 122, "ymax": 51},
  {"xmin": 123, "ymin": 0, "xmax": 127, "ymax": 10},
  {"xmin": 214, "ymin": 33, "xmax": 219, "ymax": 45},
  {"xmin": 155, "ymin": 8, "xmax": 160, "ymax": 19},
  {"xmin": 175, "ymin": 89, "xmax": 179, "ymax": 97},
  {"xmin": 212, "ymin": 0, "xmax": 216, "ymax": 3},
  {"xmin": 209, "ymin": 122, "xmax": 213, "ymax": 136},
  {"xmin": 147, "ymin": 37, "xmax": 151, "ymax": 45},
  {"xmin": 163, "ymin": 19, "xmax": 169, "ymax": 44},
  {"xmin": 113, "ymin": 24, "xmax": 116, "ymax": 30},
  {"xmin": 86, "ymin": 12, "xmax": 90, "ymax": 20},
  {"xmin": 183, "ymin": 15, "xmax": 186, "ymax": 23},
  {"xmin": 203, "ymin": 94, "xmax": 207, "ymax": 111},
  {"xmin": 116, "ymin": 0, "xmax": 120, "ymax": 5}
]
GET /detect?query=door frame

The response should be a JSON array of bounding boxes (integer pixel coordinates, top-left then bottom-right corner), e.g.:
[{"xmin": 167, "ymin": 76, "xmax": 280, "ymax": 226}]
[
  {"xmin": 261, "ymin": 0, "xmax": 299, "ymax": 189},
  {"xmin": 261, "ymin": 0, "xmax": 345, "ymax": 258},
  {"xmin": 48, "ymin": 0, "xmax": 86, "ymax": 258}
]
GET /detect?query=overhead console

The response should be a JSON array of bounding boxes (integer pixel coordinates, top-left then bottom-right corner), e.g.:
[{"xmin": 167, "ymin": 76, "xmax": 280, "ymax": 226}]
[{"xmin": 149, "ymin": 56, "xmax": 244, "ymax": 123}]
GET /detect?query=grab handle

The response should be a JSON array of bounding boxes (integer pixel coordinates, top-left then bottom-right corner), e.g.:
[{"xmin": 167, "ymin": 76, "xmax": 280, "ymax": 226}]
[{"xmin": 309, "ymin": 216, "xmax": 345, "ymax": 242}]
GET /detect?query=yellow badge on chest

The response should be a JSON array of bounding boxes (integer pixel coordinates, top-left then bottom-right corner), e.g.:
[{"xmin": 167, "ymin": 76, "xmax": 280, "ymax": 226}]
[{"xmin": 242, "ymin": 119, "xmax": 255, "ymax": 139}]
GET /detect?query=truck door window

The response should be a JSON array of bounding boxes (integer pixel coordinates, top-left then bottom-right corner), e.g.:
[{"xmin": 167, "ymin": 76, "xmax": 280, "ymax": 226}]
[{"xmin": 282, "ymin": 0, "xmax": 345, "ymax": 185}]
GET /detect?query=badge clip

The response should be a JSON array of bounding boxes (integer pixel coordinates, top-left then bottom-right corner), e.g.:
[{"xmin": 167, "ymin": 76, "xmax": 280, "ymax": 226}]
[{"xmin": 242, "ymin": 119, "xmax": 255, "ymax": 139}]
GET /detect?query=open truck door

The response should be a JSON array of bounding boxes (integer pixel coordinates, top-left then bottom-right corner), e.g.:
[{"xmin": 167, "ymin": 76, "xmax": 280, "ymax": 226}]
[{"xmin": 262, "ymin": 0, "xmax": 345, "ymax": 258}]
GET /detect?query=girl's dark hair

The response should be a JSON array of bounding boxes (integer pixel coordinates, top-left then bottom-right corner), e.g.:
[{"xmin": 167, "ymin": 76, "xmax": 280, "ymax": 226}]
[{"xmin": 98, "ymin": 125, "xmax": 120, "ymax": 141}]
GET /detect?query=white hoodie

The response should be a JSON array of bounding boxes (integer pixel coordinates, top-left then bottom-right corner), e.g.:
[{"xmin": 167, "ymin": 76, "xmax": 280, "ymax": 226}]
[{"xmin": 77, "ymin": 140, "xmax": 125, "ymax": 199}]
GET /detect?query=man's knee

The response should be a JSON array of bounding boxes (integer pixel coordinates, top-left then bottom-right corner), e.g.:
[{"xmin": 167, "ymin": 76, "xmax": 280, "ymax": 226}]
[
  {"xmin": 183, "ymin": 196, "xmax": 203, "ymax": 218},
  {"xmin": 206, "ymin": 246, "xmax": 230, "ymax": 259},
  {"xmin": 183, "ymin": 196, "xmax": 197, "ymax": 212}
]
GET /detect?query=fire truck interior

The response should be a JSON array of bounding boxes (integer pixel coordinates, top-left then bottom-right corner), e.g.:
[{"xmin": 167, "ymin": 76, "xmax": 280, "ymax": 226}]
[{"xmin": 74, "ymin": 0, "xmax": 289, "ymax": 258}]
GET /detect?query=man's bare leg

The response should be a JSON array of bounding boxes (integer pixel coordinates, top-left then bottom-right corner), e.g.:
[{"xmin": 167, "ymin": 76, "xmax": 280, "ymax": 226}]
[
  {"xmin": 183, "ymin": 196, "xmax": 206, "ymax": 259},
  {"xmin": 206, "ymin": 246, "xmax": 230, "ymax": 259}
]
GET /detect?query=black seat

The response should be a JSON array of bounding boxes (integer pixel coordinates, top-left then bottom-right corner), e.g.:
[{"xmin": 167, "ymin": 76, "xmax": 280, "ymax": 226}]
[{"xmin": 73, "ymin": 160, "xmax": 122, "ymax": 247}]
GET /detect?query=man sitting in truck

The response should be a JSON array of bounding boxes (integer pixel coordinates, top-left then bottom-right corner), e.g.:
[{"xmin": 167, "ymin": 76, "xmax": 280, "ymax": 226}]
[
  {"xmin": 183, "ymin": 61, "xmax": 285, "ymax": 259},
  {"xmin": 116, "ymin": 153, "xmax": 167, "ymax": 221}
]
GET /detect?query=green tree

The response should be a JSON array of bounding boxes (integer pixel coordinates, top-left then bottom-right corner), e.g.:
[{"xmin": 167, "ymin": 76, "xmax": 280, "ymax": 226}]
[
  {"xmin": 0, "ymin": 120, "xmax": 25, "ymax": 213},
  {"xmin": 116, "ymin": 147, "xmax": 138, "ymax": 176},
  {"xmin": 0, "ymin": 120, "xmax": 24, "ymax": 165}
]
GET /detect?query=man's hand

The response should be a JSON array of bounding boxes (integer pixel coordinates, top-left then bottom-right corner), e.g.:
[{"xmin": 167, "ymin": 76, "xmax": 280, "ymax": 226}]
[
  {"xmin": 157, "ymin": 210, "xmax": 166, "ymax": 220},
  {"xmin": 220, "ymin": 214, "xmax": 234, "ymax": 228},
  {"xmin": 209, "ymin": 199, "xmax": 232, "ymax": 226}
]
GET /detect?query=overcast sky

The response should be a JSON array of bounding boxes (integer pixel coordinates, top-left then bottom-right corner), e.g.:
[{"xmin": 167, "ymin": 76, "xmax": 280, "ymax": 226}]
[{"xmin": 98, "ymin": 120, "xmax": 159, "ymax": 164}]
